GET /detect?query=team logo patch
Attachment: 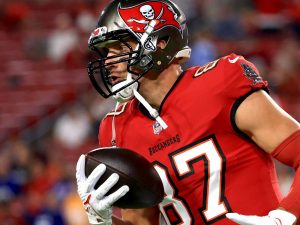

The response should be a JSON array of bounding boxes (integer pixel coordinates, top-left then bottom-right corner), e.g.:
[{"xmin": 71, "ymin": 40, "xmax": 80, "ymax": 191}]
[
  {"xmin": 92, "ymin": 27, "xmax": 107, "ymax": 37},
  {"xmin": 153, "ymin": 121, "xmax": 163, "ymax": 135},
  {"xmin": 241, "ymin": 63, "xmax": 263, "ymax": 84},
  {"xmin": 118, "ymin": 1, "xmax": 181, "ymax": 33},
  {"xmin": 88, "ymin": 26, "xmax": 107, "ymax": 43}
]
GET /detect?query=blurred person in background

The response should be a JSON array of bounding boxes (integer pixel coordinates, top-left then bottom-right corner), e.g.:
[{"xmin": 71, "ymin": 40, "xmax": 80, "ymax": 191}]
[
  {"xmin": 47, "ymin": 13, "xmax": 80, "ymax": 63},
  {"xmin": 53, "ymin": 103, "xmax": 92, "ymax": 150},
  {"xmin": 62, "ymin": 185, "xmax": 90, "ymax": 225}
]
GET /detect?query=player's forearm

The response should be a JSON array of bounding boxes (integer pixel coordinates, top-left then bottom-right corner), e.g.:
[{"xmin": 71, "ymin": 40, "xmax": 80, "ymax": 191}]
[
  {"xmin": 112, "ymin": 216, "xmax": 158, "ymax": 225},
  {"xmin": 112, "ymin": 216, "xmax": 133, "ymax": 225},
  {"xmin": 271, "ymin": 129, "xmax": 300, "ymax": 219},
  {"xmin": 113, "ymin": 208, "xmax": 160, "ymax": 225}
]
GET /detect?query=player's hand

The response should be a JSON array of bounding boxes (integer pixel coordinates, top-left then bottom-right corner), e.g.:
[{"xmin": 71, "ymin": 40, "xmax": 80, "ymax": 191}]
[
  {"xmin": 226, "ymin": 209, "xmax": 296, "ymax": 225},
  {"xmin": 76, "ymin": 155, "xmax": 130, "ymax": 225}
]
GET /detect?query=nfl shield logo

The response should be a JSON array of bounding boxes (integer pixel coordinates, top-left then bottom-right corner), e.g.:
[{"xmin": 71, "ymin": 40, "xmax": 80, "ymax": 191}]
[{"xmin": 153, "ymin": 121, "xmax": 163, "ymax": 135}]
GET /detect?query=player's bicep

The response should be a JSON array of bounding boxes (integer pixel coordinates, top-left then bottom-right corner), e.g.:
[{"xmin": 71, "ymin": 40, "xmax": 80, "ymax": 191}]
[
  {"xmin": 120, "ymin": 207, "xmax": 160, "ymax": 225},
  {"xmin": 235, "ymin": 90, "xmax": 300, "ymax": 152}
]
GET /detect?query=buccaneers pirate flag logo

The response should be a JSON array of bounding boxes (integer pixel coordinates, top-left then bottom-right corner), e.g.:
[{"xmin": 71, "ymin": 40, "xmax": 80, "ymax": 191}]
[{"xmin": 118, "ymin": 1, "xmax": 181, "ymax": 33}]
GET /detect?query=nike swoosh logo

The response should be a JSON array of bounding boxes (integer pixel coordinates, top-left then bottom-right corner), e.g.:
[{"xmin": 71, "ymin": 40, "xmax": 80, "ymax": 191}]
[{"xmin": 228, "ymin": 57, "xmax": 239, "ymax": 64}]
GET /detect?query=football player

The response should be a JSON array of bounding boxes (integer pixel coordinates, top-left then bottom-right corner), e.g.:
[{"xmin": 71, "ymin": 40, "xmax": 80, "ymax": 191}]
[{"xmin": 75, "ymin": 0, "xmax": 300, "ymax": 225}]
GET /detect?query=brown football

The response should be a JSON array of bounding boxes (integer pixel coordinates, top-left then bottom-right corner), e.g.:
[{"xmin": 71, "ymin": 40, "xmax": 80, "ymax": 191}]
[{"xmin": 85, "ymin": 147, "xmax": 164, "ymax": 209}]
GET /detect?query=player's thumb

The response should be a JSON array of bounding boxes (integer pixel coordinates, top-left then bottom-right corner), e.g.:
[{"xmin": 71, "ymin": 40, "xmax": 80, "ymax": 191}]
[{"xmin": 76, "ymin": 155, "xmax": 87, "ymax": 183}]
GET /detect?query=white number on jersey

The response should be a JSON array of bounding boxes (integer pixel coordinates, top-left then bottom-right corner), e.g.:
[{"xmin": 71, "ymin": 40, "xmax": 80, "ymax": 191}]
[{"xmin": 154, "ymin": 136, "xmax": 230, "ymax": 224}]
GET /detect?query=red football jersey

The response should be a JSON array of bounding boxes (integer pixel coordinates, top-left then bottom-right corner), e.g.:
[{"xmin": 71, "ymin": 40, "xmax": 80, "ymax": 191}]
[{"xmin": 98, "ymin": 54, "xmax": 283, "ymax": 225}]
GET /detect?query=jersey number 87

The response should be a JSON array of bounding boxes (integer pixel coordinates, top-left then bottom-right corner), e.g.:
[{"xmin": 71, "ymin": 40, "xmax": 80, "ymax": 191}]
[{"xmin": 154, "ymin": 136, "xmax": 231, "ymax": 225}]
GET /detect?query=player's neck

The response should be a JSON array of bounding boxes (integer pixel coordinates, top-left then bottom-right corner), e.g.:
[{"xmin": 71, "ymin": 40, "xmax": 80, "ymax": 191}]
[{"xmin": 138, "ymin": 63, "xmax": 182, "ymax": 109}]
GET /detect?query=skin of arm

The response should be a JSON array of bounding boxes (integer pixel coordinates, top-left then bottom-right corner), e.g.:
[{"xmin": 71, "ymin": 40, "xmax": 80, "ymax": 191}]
[
  {"xmin": 235, "ymin": 90, "xmax": 300, "ymax": 153},
  {"xmin": 112, "ymin": 207, "xmax": 160, "ymax": 225},
  {"xmin": 235, "ymin": 90, "xmax": 300, "ymax": 220}
]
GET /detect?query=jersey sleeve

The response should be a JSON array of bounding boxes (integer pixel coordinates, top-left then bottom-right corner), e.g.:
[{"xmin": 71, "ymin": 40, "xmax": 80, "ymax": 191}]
[
  {"xmin": 218, "ymin": 54, "xmax": 269, "ymax": 133},
  {"xmin": 220, "ymin": 53, "xmax": 268, "ymax": 100}
]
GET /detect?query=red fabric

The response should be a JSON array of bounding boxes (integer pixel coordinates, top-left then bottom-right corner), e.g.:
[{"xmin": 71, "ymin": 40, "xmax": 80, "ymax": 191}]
[
  {"xmin": 253, "ymin": 0, "xmax": 287, "ymax": 14},
  {"xmin": 97, "ymin": 54, "xmax": 282, "ymax": 224},
  {"xmin": 271, "ymin": 129, "xmax": 300, "ymax": 217},
  {"xmin": 279, "ymin": 168, "xmax": 300, "ymax": 218},
  {"xmin": 271, "ymin": 129, "xmax": 300, "ymax": 169}
]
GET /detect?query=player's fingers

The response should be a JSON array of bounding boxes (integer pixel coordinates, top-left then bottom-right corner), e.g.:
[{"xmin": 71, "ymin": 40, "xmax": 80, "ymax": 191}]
[
  {"xmin": 103, "ymin": 185, "xmax": 130, "ymax": 208},
  {"xmin": 86, "ymin": 164, "xmax": 107, "ymax": 192},
  {"xmin": 95, "ymin": 173, "xmax": 120, "ymax": 200},
  {"xmin": 76, "ymin": 155, "xmax": 87, "ymax": 184},
  {"xmin": 226, "ymin": 213, "xmax": 258, "ymax": 225}
]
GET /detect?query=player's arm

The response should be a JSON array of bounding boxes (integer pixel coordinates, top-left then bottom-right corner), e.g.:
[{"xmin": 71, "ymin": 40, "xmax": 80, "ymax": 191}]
[
  {"xmin": 227, "ymin": 89, "xmax": 300, "ymax": 225},
  {"xmin": 235, "ymin": 90, "xmax": 299, "ymax": 152},
  {"xmin": 112, "ymin": 207, "xmax": 160, "ymax": 225}
]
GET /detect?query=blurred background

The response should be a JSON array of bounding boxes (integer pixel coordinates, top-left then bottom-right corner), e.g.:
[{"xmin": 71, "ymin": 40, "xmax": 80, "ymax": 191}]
[{"xmin": 0, "ymin": 0, "xmax": 299, "ymax": 224}]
